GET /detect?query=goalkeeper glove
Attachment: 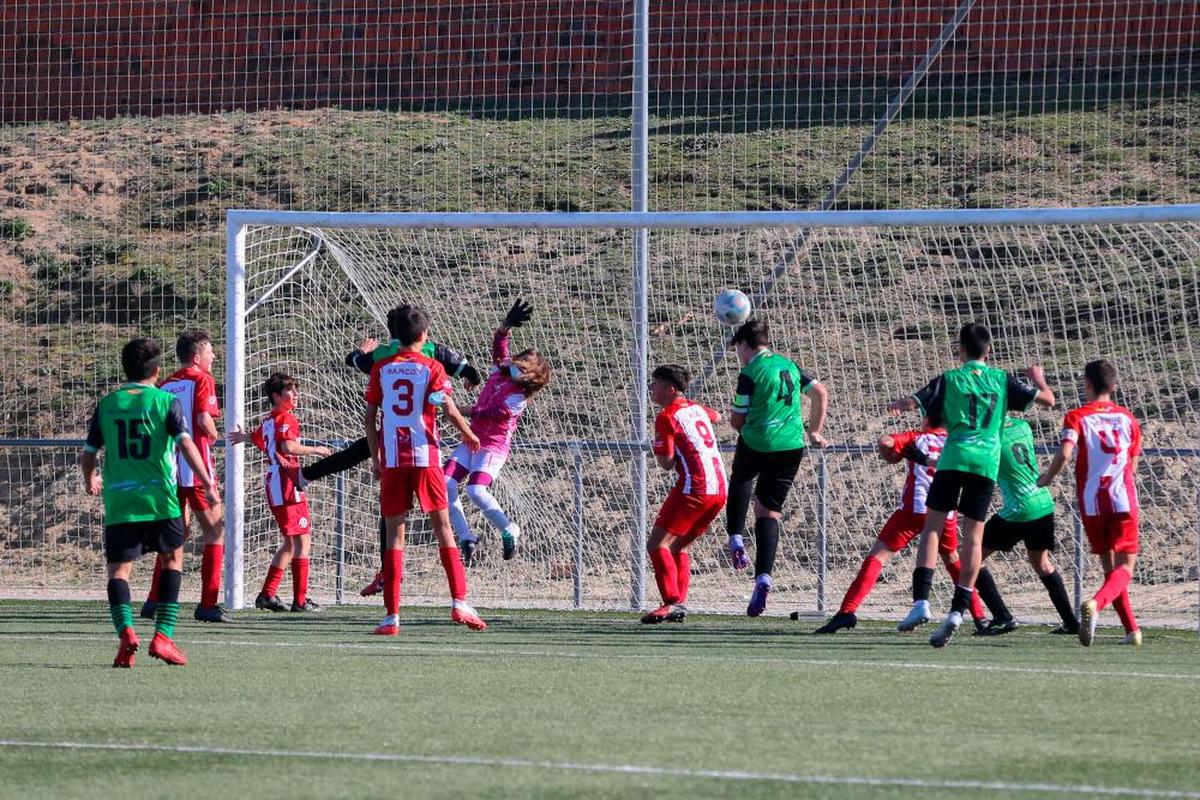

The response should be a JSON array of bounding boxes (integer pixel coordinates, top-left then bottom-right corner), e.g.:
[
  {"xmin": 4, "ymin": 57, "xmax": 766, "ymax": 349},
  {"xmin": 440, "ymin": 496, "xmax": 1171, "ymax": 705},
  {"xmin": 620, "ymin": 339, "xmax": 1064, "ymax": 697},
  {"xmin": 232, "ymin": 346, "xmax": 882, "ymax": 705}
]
[{"xmin": 503, "ymin": 299, "xmax": 534, "ymax": 329}]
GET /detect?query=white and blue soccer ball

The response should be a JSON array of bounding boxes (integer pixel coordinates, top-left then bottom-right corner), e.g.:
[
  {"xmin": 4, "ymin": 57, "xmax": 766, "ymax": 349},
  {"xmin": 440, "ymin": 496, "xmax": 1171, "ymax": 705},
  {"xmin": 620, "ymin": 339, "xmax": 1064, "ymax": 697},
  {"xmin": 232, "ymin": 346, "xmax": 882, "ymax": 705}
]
[{"xmin": 713, "ymin": 289, "xmax": 752, "ymax": 326}]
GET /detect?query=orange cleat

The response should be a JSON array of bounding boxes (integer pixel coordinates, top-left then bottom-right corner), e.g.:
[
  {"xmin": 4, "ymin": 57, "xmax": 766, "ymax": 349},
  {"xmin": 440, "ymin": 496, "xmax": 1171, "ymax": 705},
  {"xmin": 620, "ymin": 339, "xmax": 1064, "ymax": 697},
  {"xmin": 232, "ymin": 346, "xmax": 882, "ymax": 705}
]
[
  {"xmin": 374, "ymin": 614, "xmax": 400, "ymax": 636},
  {"xmin": 451, "ymin": 601, "xmax": 487, "ymax": 631},
  {"xmin": 360, "ymin": 571, "xmax": 386, "ymax": 597},
  {"xmin": 148, "ymin": 632, "xmax": 188, "ymax": 666},
  {"xmin": 113, "ymin": 628, "xmax": 139, "ymax": 669}
]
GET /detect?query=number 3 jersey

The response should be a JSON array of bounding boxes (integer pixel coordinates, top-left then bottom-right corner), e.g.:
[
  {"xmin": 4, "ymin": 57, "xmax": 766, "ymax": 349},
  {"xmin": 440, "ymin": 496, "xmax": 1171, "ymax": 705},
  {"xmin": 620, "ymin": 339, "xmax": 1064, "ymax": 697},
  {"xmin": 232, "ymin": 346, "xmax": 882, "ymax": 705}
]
[
  {"xmin": 365, "ymin": 350, "xmax": 450, "ymax": 468},
  {"xmin": 85, "ymin": 384, "xmax": 189, "ymax": 524},
  {"xmin": 653, "ymin": 397, "xmax": 727, "ymax": 497},
  {"xmin": 1061, "ymin": 401, "xmax": 1142, "ymax": 517}
]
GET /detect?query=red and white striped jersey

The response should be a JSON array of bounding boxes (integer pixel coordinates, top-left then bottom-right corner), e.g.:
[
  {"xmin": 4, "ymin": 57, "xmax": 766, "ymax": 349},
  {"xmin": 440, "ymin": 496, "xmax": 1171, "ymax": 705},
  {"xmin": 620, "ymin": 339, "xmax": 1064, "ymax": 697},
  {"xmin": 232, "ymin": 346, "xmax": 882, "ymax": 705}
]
[
  {"xmin": 1061, "ymin": 401, "xmax": 1142, "ymax": 517},
  {"xmin": 159, "ymin": 365, "xmax": 220, "ymax": 489},
  {"xmin": 888, "ymin": 428, "xmax": 946, "ymax": 514},
  {"xmin": 653, "ymin": 397, "xmax": 727, "ymax": 497},
  {"xmin": 366, "ymin": 350, "xmax": 450, "ymax": 469},
  {"xmin": 250, "ymin": 406, "xmax": 303, "ymax": 508}
]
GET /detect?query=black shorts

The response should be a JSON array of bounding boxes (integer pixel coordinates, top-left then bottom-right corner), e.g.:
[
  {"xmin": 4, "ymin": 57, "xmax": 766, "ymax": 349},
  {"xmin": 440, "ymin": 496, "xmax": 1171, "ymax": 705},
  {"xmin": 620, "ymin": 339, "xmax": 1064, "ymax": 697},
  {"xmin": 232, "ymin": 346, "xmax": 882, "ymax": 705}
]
[
  {"xmin": 983, "ymin": 512, "xmax": 1056, "ymax": 553},
  {"xmin": 104, "ymin": 517, "xmax": 186, "ymax": 564},
  {"xmin": 925, "ymin": 469, "xmax": 995, "ymax": 522},
  {"xmin": 730, "ymin": 440, "xmax": 805, "ymax": 513}
]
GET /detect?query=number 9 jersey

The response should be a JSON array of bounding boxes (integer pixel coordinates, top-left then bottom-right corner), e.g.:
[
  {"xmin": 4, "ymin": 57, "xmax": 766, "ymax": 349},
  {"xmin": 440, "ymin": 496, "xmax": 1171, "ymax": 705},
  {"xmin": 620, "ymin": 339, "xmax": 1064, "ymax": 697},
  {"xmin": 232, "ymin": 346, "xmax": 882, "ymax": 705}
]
[
  {"xmin": 653, "ymin": 397, "xmax": 727, "ymax": 497},
  {"xmin": 365, "ymin": 350, "xmax": 451, "ymax": 468}
]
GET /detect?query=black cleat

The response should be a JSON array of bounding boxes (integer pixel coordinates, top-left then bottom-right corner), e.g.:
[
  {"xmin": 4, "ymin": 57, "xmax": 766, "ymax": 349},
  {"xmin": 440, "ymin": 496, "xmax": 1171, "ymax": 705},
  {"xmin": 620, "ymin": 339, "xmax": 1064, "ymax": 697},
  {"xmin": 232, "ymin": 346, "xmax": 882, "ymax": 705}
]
[
  {"xmin": 813, "ymin": 611, "xmax": 858, "ymax": 634},
  {"xmin": 975, "ymin": 617, "xmax": 1019, "ymax": 637},
  {"xmin": 255, "ymin": 593, "xmax": 287, "ymax": 612},
  {"xmin": 194, "ymin": 604, "xmax": 233, "ymax": 623},
  {"xmin": 139, "ymin": 600, "xmax": 157, "ymax": 620},
  {"xmin": 460, "ymin": 538, "xmax": 478, "ymax": 567},
  {"xmin": 1050, "ymin": 623, "xmax": 1080, "ymax": 635},
  {"xmin": 665, "ymin": 605, "xmax": 688, "ymax": 623},
  {"xmin": 290, "ymin": 599, "xmax": 321, "ymax": 613}
]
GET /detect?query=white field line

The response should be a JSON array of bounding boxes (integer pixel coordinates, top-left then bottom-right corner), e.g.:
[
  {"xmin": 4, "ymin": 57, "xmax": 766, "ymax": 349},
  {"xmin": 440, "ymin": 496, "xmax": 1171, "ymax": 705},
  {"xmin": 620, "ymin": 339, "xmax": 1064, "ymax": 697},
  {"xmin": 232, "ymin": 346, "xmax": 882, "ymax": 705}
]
[
  {"xmin": 2, "ymin": 633, "xmax": 1198, "ymax": 682},
  {"xmin": 0, "ymin": 739, "xmax": 1198, "ymax": 798}
]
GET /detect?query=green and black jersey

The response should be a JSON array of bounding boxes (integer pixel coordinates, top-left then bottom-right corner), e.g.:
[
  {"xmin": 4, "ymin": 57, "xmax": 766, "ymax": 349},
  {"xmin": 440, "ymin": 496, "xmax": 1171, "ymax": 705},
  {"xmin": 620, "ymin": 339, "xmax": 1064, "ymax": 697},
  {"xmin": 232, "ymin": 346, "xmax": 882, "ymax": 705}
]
[
  {"xmin": 996, "ymin": 416, "xmax": 1055, "ymax": 522},
  {"xmin": 732, "ymin": 349, "xmax": 817, "ymax": 453}
]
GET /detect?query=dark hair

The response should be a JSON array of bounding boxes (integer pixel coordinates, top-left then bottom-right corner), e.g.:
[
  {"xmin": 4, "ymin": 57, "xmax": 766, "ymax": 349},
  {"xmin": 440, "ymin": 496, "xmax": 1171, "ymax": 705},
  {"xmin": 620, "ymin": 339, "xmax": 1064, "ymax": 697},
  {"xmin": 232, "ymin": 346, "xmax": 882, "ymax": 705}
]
[
  {"xmin": 388, "ymin": 304, "xmax": 430, "ymax": 346},
  {"xmin": 1084, "ymin": 359, "xmax": 1118, "ymax": 394},
  {"xmin": 121, "ymin": 337, "xmax": 162, "ymax": 381},
  {"xmin": 652, "ymin": 364, "xmax": 690, "ymax": 392},
  {"xmin": 959, "ymin": 323, "xmax": 991, "ymax": 360},
  {"xmin": 176, "ymin": 329, "xmax": 211, "ymax": 364},
  {"xmin": 262, "ymin": 372, "xmax": 297, "ymax": 400},
  {"xmin": 730, "ymin": 319, "xmax": 769, "ymax": 349}
]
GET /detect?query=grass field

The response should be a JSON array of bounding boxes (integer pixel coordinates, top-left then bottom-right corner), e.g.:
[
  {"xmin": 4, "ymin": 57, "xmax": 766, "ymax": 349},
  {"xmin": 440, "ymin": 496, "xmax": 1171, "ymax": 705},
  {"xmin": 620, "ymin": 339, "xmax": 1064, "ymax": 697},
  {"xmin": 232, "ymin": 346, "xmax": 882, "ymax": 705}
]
[{"xmin": 2, "ymin": 601, "xmax": 1199, "ymax": 799}]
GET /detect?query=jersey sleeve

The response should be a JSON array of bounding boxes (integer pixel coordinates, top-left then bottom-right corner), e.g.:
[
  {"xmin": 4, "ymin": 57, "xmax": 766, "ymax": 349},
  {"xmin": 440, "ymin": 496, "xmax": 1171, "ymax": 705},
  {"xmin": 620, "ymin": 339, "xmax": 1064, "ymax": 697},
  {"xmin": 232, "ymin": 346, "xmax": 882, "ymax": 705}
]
[
  {"xmin": 166, "ymin": 397, "xmax": 190, "ymax": 441},
  {"xmin": 1060, "ymin": 409, "xmax": 1083, "ymax": 445},
  {"xmin": 430, "ymin": 342, "xmax": 474, "ymax": 381},
  {"xmin": 912, "ymin": 375, "xmax": 945, "ymax": 417},
  {"xmin": 84, "ymin": 406, "xmax": 103, "ymax": 453},
  {"xmin": 732, "ymin": 372, "xmax": 755, "ymax": 414},
  {"xmin": 705, "ymin": 405, "xmax": 720, "ymax": 424},
  {"xmin": 1005, "ymin": 373, "xmax": 1039, "ymax": 411},
  {"xmin": 426, "ymin": 362, "xmax": 451, "ymax": 408},
  {"xmin": 492, "ymin": 328, "xmax": 511, "ymax": 365},
  {"xmin": 250, "ymin": 424, "xmax": 267, "ymax": 454},
  {"xmin": 347, "ymin": 349, "xmax": 374, "ymax": 375},
  {"xmin": 274, "ymin": 413, "xmax": 300, "ymax": 446},
  {"xmin": 888, "ymin": 430, "xmax": 918, "ymax": 460},
  {"xmin": 652, "ymin": 411, "xmax": 675, "ymax": 460},
  {"xmin": 1129, "ymin": 414, "xmax": 1143, "ymax": 457},
  {"xmin": 364, "ymin": 361, "xmax": 384, "ymax": 406},
  {"xmin": 799, "ymin": 371, "xmax": 817, "ymax": 393},
  {"xmin": 197, "ymin": 373, "xmax": 221, "ymax": 420}
]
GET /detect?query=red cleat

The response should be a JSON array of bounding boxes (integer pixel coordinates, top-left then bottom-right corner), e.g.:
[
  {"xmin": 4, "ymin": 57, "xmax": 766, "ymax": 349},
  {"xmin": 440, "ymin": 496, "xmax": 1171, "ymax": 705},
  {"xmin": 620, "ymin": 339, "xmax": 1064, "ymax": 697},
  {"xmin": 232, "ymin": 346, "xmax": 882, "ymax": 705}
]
[
  {"xmin": 113, "ymin": 628, "xmax": 139, "ymax": 669},
  {"xmin": 640, "ymin": 604, "xmax": 674, "ymax": 624},
  {"xmin": 374, "ymin": 615, "xmax": 400, "ymax": 636},
  {"xmin": 148, "ymin": 632, "xmax": 188, "ymax": 666},
  {"xmin": 360, "ymin": 571, "xmax": 386, "ymax": 597},
  {"xmin": 451, "ymin": 601, "xmax": 487, "ymax": 631}
]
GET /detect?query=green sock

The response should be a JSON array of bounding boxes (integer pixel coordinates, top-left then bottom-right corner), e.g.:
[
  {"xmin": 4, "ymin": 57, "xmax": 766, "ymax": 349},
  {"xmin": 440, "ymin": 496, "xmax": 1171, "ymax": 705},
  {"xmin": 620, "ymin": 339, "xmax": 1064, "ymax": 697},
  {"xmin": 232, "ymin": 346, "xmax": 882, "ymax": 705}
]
[
  {"xmin": 154, "ymin": 602, "xmax": 180, "ymax": 638},
  {"xmin": 109, "ymin": 603, "xmax": 133, "ymax": 635}
]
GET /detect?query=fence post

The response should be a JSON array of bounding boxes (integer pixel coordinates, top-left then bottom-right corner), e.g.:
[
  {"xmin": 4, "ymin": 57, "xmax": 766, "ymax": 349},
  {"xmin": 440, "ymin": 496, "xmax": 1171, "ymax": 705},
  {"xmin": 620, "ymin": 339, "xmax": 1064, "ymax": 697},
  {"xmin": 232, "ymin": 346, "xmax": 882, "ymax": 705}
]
[
  {"xmin": 1073, "ymin": 511, "xmax": 1084, "ymax": 615},
  {"xmin": 334, "ymin": 469, "xmax": 346, "ymax": 605},
  {"xmin": 573, "ymin": 446, "xmax": 585, "ymax": 609},
  {"xmin": 816, "ymin": 450, "xmax": 828, "ymax": 614}
]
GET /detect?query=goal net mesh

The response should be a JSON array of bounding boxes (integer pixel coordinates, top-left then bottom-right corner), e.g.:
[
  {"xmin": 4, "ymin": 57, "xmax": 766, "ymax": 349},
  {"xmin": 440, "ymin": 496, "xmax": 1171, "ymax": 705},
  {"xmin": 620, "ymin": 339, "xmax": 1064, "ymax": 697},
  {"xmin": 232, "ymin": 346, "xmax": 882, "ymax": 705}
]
[{"xmin": 238, "ymin": 215, "xmax": 1199, "ymax": 625}]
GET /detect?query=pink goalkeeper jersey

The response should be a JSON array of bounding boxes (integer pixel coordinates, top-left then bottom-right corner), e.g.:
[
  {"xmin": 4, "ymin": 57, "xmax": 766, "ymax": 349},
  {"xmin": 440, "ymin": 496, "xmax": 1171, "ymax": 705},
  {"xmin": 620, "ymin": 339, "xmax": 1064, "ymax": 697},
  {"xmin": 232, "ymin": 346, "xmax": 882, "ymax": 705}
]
[
  {"xmin": 469, "ymin": 328, "xmax": 529, "ymax": 456},
  {"xmin": 1061, "ymin": 400, "xmax": 1142, "ymax": 517}
]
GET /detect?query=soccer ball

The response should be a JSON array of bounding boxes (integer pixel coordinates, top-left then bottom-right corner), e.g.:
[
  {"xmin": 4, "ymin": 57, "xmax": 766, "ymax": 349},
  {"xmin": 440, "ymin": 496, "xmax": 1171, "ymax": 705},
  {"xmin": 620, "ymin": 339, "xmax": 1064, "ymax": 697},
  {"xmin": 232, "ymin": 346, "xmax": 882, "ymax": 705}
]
[{"xmin": 713, "ymin": 289, "xmax": 752, "ymax": 326}]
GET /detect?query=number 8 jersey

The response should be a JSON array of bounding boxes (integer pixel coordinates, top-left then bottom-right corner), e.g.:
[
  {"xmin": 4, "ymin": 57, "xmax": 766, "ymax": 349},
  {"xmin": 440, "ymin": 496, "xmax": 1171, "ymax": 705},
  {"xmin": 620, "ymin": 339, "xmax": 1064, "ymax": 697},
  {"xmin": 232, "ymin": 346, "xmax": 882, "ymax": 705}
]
[
  {"xmin": 365, "ymin": 350, "xmax": 451, "ymax": 468},
  {"xmin": 653, "ymin": 397, "xmax": 727, "ymax": 497}
]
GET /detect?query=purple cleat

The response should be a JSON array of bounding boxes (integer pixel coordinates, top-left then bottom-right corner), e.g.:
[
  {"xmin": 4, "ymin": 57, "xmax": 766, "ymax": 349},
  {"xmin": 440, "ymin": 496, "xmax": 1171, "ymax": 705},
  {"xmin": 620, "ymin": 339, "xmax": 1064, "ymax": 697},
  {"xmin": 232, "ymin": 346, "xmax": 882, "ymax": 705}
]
[
  {"xmin": 747, "ymin": 576, "xmax": 771, "ymax": 617},
  {"xmin": 728, "ymin": 535, "xmax": 749, "ymax": 571}
]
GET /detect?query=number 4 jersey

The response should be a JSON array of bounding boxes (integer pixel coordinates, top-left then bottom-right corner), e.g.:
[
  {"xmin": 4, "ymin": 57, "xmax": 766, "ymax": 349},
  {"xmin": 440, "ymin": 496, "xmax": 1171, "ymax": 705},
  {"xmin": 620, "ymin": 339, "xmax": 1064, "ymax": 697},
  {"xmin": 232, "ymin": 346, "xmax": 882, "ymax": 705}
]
[
  {"xmin": 365, "ymin": 350, "xmax": 450, "ymax": 468},
  {"xmin": 653, "ymin": 397, "xmax": 727, "ymax": 496},
  {"xmin": 732, "ymin": 350, "xmax": 816, "ymax": 453},
  {"xmin": 1061, "ymin": 401, "xmax": 1142, "ymax": 517}
]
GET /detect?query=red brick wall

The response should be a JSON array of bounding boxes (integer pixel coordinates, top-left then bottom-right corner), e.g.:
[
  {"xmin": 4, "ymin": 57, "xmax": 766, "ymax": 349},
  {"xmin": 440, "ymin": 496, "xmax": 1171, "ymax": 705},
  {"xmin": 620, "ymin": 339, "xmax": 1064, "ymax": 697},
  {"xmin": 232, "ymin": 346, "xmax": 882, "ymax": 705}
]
[{"xmin": 1, "ymin": 1, "xmax": 1196, "ymax": 123}]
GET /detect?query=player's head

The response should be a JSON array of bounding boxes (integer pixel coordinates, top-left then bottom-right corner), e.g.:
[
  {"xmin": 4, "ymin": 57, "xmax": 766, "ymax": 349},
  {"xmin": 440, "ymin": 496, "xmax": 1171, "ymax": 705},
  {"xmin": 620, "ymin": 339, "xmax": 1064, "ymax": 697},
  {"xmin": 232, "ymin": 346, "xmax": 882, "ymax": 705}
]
[
  {"xmin": 730, "ymin": 319, "xmax": 769, "ymax": 365},
  {"xmin": 262, "ymin": 372, "xmax": 298, "ymax": 409},
  {"xmin": 389, "ymin": 304, "xmax": 430, "ymax": 347},
  {"xmin": 1083, "ymin": 359, "xmax": 1118, "ymax": 400},
  {"xmin": 121, "ymin": 337, "xmax": 163, "ymax": 382},
  {"xmin": 510, "ymin": 349, "xmax": 552, "ymax": 396},
  {"xmin": 957, "ymin": 322, "xmax": 991, "ymax": 362},
  {"xmin": 650, "ymin": 364, "xmax": 689, "ymax": 406},
  {"xmin": 176, "ymin": 329, "xmax": 214, "ymax": 370}
]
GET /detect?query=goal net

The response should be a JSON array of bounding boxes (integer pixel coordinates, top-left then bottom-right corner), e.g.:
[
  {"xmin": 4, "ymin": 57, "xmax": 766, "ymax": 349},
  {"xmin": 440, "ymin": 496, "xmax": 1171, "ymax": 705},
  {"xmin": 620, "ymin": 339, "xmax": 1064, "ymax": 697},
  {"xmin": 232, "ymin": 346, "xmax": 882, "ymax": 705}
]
[{"xmin": 228, "ymin": 207, "xmax": 1200, "ymax": 626}]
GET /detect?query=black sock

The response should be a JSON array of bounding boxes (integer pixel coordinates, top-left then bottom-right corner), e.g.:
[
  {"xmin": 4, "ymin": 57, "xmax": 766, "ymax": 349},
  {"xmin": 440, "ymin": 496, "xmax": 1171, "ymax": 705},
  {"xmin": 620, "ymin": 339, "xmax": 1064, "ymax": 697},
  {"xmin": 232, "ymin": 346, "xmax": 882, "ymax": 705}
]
[
  {"xmin": 950, "ymin": 584, "xmax": 974, "ymax": 615},
  {"xmin": 301, "ymin": 437, "xmax": 371, "ymax": 482},
  {"xmin": 753, "ymin": 517, "xmax": 780, "ymax": 577},
  {"xmin": 158, "ymin": 568, "xmax": 182, "ymax": 604},
  {"xmin": 106, "ymin": 577, "xmax": 131, "ymax": 606},
  {"xmin": 974, "ymin": 566, "xmax": 1011, "ymax": 620},
  {"xmin": 912, "ymin": 566, "xmax": 934, "ymax": 602},
  {"xmin": 725, "ymin": 475, "xmax": 754, "ymax": 538},
  {"xmin": 1040, "ymin": 570, "xmax": 1076, "ymax": 627},
  {"xmin": 378, "ymin": 517, "xmax": 387, "ymax": 567}
]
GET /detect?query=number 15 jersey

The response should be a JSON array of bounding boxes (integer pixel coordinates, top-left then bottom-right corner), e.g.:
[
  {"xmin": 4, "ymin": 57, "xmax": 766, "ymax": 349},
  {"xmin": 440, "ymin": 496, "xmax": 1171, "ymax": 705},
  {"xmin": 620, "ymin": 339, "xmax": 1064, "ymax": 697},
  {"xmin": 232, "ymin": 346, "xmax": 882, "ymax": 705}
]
[{"xmin": 365, "ymin": 350, "xmax": 450, "ymax": 469}]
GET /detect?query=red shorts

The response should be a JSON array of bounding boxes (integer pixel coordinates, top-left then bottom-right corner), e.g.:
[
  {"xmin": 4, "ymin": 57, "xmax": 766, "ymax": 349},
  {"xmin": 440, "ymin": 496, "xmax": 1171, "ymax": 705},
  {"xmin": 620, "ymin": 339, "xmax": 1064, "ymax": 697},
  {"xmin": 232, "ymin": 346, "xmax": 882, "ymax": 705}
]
[
  {"xmin": 178, "ymin": 484, "xmax": 218, "ymax": 513},
  {"xmin": 877, "ymin": 509, "xmax": 959, "ymax": 555},
  {"xmin": 1083, "ymin": 512, "xmax": 1139, "ymax": 555},
  {"xmin": 269, "ymin": 499, "xmax": 311, "ymax": 537},
  {"xmin": 654, "ymin": 489, "xmax": 726, "ymax": 539},
  {"xmin": 380, "ymin": 466, "xmax": 448, "ymax": 517}
]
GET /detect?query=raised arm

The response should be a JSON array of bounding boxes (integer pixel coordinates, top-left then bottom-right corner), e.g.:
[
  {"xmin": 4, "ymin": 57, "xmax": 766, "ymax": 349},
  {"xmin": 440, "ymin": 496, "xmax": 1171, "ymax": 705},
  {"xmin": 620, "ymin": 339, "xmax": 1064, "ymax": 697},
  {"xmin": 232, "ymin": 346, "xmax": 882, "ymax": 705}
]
[{"xmin": 1023, "ymin": 365, "xmax": 1056, "ymax": 409}]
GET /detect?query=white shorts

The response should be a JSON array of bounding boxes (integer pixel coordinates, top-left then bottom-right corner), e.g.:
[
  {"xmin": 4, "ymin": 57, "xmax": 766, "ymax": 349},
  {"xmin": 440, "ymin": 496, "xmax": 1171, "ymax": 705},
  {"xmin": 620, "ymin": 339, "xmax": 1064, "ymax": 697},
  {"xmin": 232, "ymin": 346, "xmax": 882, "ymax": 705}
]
[{"xmin": 445, "ymin": 444, "xmax": 508, "ymax": 486}]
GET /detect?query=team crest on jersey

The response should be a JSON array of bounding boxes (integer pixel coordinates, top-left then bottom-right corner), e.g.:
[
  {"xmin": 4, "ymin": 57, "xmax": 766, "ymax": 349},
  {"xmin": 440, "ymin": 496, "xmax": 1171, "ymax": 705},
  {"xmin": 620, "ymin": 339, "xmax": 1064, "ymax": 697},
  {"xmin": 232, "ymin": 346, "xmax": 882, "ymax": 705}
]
[{"xmin": 299, "ymin": 516, "xmax": 309, "ymax": 529}]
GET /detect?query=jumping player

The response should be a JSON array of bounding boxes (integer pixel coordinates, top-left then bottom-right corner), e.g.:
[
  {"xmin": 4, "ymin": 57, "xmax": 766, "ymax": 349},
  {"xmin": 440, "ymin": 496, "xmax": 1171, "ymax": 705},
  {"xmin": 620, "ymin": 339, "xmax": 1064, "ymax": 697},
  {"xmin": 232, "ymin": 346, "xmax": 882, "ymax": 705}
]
[
  {"xmin": 445, "ymin": 299, "xmax": 552, "ymax": 565},
  {"xmin": 81, "ymin": 337, "xmax": 219, "ymax": 667},
  {"xmin": 364, "ymin": 304, "xmax": 487, "ymax": 635},
  {"xmin": 641, "ymin": 364, "xmax": 727, "ymax": 624},
  {"xmin": 1038, "ymin": 359, "xmax": 1143, "ymax": 646}
]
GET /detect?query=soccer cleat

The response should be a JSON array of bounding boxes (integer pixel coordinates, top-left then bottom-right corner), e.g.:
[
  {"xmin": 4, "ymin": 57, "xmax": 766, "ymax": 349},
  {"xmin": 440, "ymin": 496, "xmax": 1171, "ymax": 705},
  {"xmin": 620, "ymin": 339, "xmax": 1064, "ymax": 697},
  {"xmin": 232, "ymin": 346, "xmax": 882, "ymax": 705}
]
[
  {"xmin": 255, "ymin": 593, "xmax": 288, "ymax": 612},
  {"xmin": 897, "ymin": 600, "xmax": 932, "ymax": 632},
  {"xmin": 459, "ymin": 538, "xmax": 478, "ymax": 567},
  {"xmin": 929, "ymin": 612, "xmax": 962, "ymax": 648},
  {"xmin": 640, "ymin": 604, "xmax": 673, "ymax": 624},
  {"xmin": 976, "ymin": 617, "xmax": 1019, "ymax": 637},
  {"xmin": 359, "ymin": 571, "xmax": 385, "ymax": 597},
  {"xmin": 1078, "ymin": 599, "xmax": 1098, "ymax": 647},
  {"xmin": 290, "ymin": 599, "xmax": 321, "ymax": 613},
  {"xmin": 972, "ymin": 618, "xmax": 989, "ymax": 635},
  {"xmin": 374, "ymin": 614, "xmax": 400, "ymax": 636},
  {"xmin": 148, "ymin": 632, "xmax": 187, "ymax": 666},
  {"xmin": 194, "ymin": 604, "xmax": 233, "ymax": 623},
  {"xmin": 728, "ymin": 534, "xmax": 749, "ymax": 571},
  {"xmin": 1121, "ymin": 630, "xmax": 1143, "ymax": 647},
  {"xmin": 501, "ymin": 524, "xmax": 521, "ymax": 561},
  {"xmin": 112, "ymin": 628, "xmax": 139, "ymax": 669},
  {"xmin": 813, "ymin": 611, "xmax": 858, "ymax": 634},
  {"xmin": 139, "ymin": 600, "xmax": 156, "ymax": 620},
  {"xmin": 1050, "ymin": 622, "xmax": 1079, "ymax": 635},
  {"xmin": 746, "ymin": 576, "xmax": 771, "ymax": 617},
  {"xmin": 665, "ymin": 605, "xmax": 688, "ymax": 623},
  {"xmin": 451, "ymin": 600, "xmax": 487, "ymax": 631}
]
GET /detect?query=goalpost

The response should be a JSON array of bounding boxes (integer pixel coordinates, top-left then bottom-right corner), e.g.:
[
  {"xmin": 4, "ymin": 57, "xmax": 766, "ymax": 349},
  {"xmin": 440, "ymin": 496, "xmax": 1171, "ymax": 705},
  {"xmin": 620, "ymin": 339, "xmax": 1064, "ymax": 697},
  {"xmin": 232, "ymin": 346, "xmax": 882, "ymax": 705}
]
[{"xmin": 225, "ymin": 206, "xmax": 1200, "ymax": 626}]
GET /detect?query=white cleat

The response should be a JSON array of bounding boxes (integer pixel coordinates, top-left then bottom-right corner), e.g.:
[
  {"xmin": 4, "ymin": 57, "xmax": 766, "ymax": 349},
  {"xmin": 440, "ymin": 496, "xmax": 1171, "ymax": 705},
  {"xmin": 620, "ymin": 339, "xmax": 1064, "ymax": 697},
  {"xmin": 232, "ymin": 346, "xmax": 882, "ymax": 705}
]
[
  {"xmin": 1078, "ymin": 599, "xmax": 1098, "ymax": 647},
  {"xmin": 897, "ymin": 600, "xmax": 932, "ymax": 632},
  {"xmin": 1120, "ymin": 630, "xmax": 1143, "ymax": 647},
  {"xmin": 929, "ymin": 611, "xmax": 962, "ymax": 648}
]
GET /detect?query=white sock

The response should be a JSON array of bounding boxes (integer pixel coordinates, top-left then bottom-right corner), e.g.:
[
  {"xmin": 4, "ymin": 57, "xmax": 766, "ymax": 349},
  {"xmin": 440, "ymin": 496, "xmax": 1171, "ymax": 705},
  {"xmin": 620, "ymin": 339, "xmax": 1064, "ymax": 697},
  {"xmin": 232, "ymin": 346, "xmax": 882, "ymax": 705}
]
[
  {"xmin": 446, "ymin": 477, "xmax": 476, "ymax": 542},
  {"xmin": 466, "ymin": 483, "xmax": 512, "ymax": 532},
  {"xmin": 379, "ymin": 614, "xmax": 398, "ymax": 627}
]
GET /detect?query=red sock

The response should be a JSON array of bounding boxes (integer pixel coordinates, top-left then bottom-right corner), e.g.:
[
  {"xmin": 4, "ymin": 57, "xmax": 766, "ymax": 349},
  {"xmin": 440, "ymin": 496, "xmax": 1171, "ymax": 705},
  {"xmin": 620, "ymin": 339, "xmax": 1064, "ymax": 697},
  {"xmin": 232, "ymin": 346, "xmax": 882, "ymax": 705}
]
[
  {"xmin": 200, "ymin": 543, "xmax": 223, "ymax": 607},
  {"xmin": 1093, "ymin": 568, "xmax": 1131, "ymax": 611},
  {"xmin": 649, "ymin": 548, "xmax": 679, "ymax": 605},
  {"xmin": 384, "ymin": 549, "xmax": 404, "ymax": 615},
  {"xmin": 292, "ymin": 557, "xmax": 309, "ymax": 606},
  {"xmin": 262, "ymin": 565, "xmax": 285, "ymax": 598},
  {"xmin": 439, "ymin": 547, "xmax": 467, "ymax": 601},
  {"xmin": 147, "ymin": 557, "xmax": 164, "ymax": 603},
  {"xmin": 840, "ymin": 555, "xmax": 884, "ymax": 614},
  {"xmin": 1112, "ymin": 589, "xmax": 1139, "ymax": 633},
  {"xmin": 673, "ymin": 551, "xmax": 691, "ymax": 605},
  {"xmin": 943, "ymin": 559, "xmax": 986, "ymax": 621}
]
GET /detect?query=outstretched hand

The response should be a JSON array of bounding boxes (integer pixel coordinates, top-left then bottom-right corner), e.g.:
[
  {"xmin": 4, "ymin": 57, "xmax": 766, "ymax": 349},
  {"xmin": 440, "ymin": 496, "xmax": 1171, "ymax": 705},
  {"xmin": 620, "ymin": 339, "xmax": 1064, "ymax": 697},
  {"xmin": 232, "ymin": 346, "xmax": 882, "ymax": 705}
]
[{"xmin": 503, "ymin": 298, "xmax": 534, "ymax": 329}]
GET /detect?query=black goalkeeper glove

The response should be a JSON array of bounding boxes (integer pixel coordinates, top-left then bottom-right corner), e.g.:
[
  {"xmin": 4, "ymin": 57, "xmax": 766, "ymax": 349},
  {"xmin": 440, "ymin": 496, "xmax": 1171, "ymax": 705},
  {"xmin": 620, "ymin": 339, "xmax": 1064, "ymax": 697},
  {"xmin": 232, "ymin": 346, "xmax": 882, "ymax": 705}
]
[{"xmin": 503, "ymin": 299, "xmax": 534, "ymax": 329}]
